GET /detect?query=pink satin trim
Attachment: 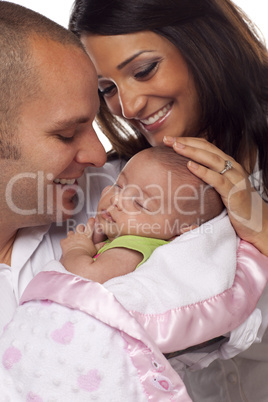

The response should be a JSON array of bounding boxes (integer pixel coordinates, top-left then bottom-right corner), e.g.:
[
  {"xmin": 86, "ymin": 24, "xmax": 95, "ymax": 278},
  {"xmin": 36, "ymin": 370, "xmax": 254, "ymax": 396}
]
[
  {"xmin": 130, "ymin": 240, "xmax": 268, "ymax": 352},
  {"xmin": 20, "ymin": 240, "xmax": 268, "ymax": 358},
  {"xmin": 20, "ymin": 272, "xmax": 191, "ymax": 401}
]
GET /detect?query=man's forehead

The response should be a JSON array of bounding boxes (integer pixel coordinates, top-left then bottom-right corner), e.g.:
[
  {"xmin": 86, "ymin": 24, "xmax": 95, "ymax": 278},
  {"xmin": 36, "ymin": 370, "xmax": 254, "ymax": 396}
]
[{"xmin": 29, "ymin": 35, "xmax": 92, "ymax": 75}]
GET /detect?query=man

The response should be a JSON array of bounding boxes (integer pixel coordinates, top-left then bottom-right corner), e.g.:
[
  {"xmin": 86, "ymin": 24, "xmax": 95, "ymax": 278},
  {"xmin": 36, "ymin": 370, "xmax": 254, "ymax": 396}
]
[{"xmin": 0, "ymin": 1, "xmax": 114, "ymax": 331}]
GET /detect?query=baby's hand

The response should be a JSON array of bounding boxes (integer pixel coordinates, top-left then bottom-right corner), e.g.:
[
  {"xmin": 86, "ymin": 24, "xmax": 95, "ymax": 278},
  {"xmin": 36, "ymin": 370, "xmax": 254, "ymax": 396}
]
[
  {"xmin": 60, "ymin": 218, "xmax": 97, "ymax": 260},
  {"xmin": 92, "ymin": 215, "xmax": 107, "ymax": 244}
]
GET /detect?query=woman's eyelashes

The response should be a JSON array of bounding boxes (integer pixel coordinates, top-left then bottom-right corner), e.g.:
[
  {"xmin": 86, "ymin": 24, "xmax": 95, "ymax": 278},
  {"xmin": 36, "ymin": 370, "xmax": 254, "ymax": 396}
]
[
  {"xmin": 98, "ymin": 58, "xmax": 162, "ymax": 97},
  {"xmin": 134, "ymin": 60, "xmax": 160, "ymax": 80},
  {"xmin": 98, "ymin": 83, "xmax": 117, "ymax": 98}
]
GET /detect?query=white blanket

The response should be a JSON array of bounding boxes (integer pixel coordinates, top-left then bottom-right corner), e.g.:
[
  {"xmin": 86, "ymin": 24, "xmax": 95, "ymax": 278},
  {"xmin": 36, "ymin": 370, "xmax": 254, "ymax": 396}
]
[{"xmin": 105, "ymin": 210, "xmax": 237, "ymax": 312}]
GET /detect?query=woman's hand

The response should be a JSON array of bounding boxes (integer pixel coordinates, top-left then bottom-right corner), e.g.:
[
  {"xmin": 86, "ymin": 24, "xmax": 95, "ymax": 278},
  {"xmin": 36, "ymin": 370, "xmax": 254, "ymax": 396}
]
[{"xmin": 164, "ymin": 136, "xmax": 268, "ymax": 256}]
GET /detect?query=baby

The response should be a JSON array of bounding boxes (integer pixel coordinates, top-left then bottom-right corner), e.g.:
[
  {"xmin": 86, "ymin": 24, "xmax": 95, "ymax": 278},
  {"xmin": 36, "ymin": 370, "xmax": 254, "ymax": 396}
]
[
  {"xmin": 60, "ymin": 146, "xmax": 223, "ymax": 283},
  {"xmin": 1, "ymin": 149, "xmax": 263, "ymax": 402}
]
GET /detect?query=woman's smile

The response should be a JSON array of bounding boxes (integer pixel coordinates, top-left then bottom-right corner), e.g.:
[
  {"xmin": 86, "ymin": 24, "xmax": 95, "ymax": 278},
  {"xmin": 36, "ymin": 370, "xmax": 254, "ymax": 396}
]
[
  {"xmin": 82, "ymin": 31, "xmax": 201, "ymax": 146},
  {"xmin": 139, "ymin": 102, "xmax": 173, "ymax": 131}
]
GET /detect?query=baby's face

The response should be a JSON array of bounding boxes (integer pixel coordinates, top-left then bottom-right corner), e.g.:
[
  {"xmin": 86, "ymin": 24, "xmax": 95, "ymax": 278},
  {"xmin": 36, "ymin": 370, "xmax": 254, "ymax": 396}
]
[{"xmin": 96, "ymin": 152, "xmax": 190, "ymax": 240}]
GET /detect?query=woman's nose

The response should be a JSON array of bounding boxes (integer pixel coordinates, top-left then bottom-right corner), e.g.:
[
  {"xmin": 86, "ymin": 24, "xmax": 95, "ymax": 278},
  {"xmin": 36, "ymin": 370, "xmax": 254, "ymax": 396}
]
[{"xmin": 118, "ymin": 87, "xmax": 147, "ymax": 120}]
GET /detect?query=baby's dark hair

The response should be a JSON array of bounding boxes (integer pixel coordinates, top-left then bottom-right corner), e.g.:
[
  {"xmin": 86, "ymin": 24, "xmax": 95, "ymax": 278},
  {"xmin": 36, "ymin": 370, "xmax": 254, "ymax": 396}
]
[{"xmin": 142, "ymin": 146, "xmax": 224, "ymax": 226}]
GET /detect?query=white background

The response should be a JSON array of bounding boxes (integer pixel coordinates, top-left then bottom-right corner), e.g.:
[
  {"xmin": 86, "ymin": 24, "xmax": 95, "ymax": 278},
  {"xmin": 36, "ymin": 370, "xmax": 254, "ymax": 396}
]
[
  {"xmin": 4, "ymin": 0, "xmax": 267, "ymax": 150},
  {"xmin": 5, "ymin": 0, "xmax": 268, "ymax": 42}
]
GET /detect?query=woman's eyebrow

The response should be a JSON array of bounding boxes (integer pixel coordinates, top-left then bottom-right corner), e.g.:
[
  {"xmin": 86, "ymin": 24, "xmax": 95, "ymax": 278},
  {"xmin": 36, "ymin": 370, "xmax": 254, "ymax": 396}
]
[
  {"xmin": 117, "ymin": 50, "xmax": 154, "ymax": 70},
  {"xmin": 97, "ymin": 51, "xmax": 156, "ymax": 78}
]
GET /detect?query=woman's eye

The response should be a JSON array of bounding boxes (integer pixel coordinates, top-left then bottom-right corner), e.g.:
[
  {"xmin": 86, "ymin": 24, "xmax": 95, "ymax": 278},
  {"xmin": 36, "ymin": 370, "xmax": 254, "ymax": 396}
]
[
  {"xmin": 134, "ymin": 61, "xmax": 159, "ymax": 80},
  {"xmin": 98, "ymin": 83, "xmax": 117, "ymax": 98}
]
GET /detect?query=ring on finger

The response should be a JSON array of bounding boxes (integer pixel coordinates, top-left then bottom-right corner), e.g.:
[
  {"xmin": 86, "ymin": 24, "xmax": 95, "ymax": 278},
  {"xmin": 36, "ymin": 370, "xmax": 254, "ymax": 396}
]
[{"xmin": 219, "ymin": 160, "xmax": 233, "ymax": 175}]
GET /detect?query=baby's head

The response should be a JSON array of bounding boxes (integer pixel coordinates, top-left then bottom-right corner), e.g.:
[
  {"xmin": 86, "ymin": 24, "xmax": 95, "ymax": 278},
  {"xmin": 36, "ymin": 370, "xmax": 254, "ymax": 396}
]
[
  {"xmin": 97, "ymin": 146, "xmax": 224, "ymax": 240},
  {"xmin": 147, "ymin": 146, "xmax": 224, "ymax": 229}
]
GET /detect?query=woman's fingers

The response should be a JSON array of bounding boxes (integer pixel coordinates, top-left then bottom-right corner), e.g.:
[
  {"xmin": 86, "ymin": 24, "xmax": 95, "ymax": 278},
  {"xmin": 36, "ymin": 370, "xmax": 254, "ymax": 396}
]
[
  {"xmin": 187, "ymin": 158, "xmax": 264, "ymax": 239},
  {"xmin": 186, "ymin": 161, "xmax": 251, "ymax": 214},
  {"xmin": 164, "ymin": 136, "xmax": 246, "ymax": 180},
  {"xmin": 163, "ymin": 136, "xmax": 265, "ymax": 245},
  {"xmin": 165, "ymin": 137, "xmax": 236, "ymax": 171},
  {"xmin": 164, "ymin": 136, "xmax": 225, "ymax": 156}
]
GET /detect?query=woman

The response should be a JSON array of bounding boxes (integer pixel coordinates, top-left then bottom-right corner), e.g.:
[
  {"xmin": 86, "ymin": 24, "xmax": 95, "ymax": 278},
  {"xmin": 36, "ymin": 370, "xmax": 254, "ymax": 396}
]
[
  {"xmin": 69, "ymin": 0, "xmax": 268, "ymax": 258},
  {"xmin": 69, "ymin": 0, "xmax": 268, "ymax": 400}
]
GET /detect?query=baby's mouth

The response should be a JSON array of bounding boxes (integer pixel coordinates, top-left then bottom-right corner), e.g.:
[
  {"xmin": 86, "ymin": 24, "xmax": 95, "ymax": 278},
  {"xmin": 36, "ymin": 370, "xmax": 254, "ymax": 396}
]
[{"xmin": 100, "ymin": 209, "xmax": 115, "ymax": 223}]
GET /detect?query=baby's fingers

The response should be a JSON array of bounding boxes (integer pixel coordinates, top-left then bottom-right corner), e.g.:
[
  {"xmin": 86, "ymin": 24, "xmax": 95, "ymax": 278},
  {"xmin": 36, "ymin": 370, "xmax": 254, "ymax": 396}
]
[{"xmin": 76, "ymin": 218, "xmax": 95, "ymax": 238}]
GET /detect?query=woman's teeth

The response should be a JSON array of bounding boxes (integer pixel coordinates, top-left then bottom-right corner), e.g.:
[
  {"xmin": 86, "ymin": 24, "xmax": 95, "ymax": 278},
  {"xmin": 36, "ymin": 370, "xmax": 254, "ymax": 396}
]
[
  {"xmin": 141, "ymin": 103, "xmax": 172, "ymax": 125},
  {"xmin": 53, "ymin": 178, "xmax": 76, "ymax": 185}
]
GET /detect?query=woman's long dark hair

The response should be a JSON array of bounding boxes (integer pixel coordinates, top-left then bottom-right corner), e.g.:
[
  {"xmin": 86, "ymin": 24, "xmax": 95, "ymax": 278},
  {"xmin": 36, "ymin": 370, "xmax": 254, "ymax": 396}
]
[{"xmin": 70, "ymin": 0, "xmax": 268, "ymax": 195}]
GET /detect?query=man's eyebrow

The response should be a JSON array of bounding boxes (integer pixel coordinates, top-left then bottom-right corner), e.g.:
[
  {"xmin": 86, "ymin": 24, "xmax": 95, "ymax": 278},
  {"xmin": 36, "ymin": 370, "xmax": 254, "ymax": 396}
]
[
  {"xmin": 97, "ymin": 50, "xmax": 154, "ymax": 78},
  {"xmin": 46, "ymin": 116, "xmax": 90, "ymax": 133}
]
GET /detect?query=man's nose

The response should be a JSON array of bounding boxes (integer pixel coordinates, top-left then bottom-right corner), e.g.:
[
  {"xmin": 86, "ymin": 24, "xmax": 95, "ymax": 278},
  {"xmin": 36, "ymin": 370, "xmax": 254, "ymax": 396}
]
[{"xmin": 74, "ymin": 127, "xmax": 107, "ymax": 167}]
